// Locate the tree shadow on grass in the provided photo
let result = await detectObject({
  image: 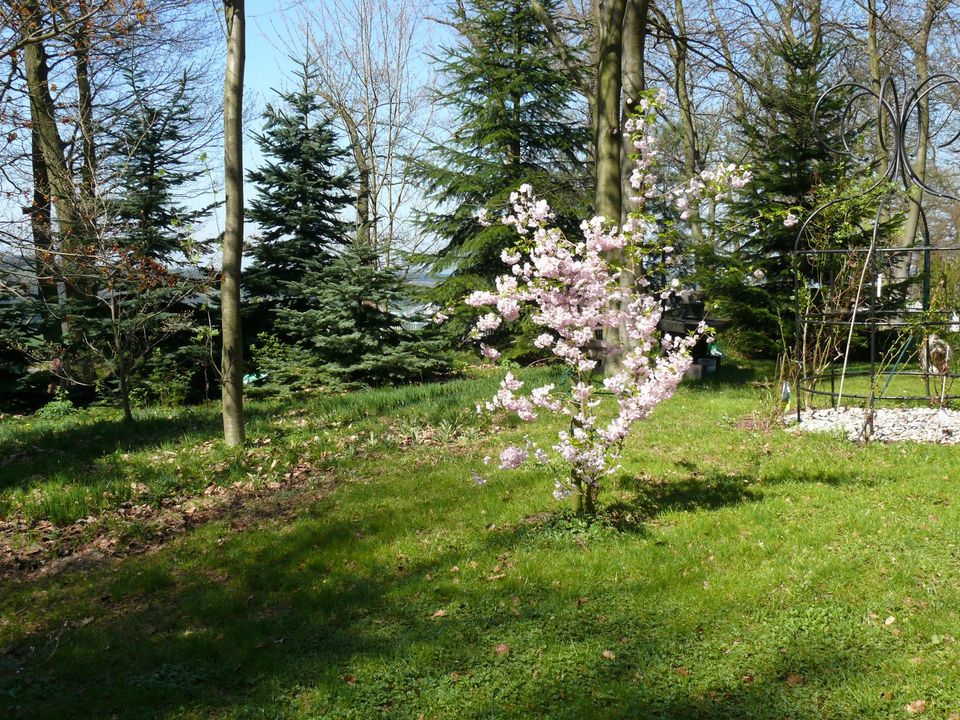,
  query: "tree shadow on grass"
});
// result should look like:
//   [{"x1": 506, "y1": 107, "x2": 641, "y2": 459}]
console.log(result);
[
  {"x1": 607, "y1": 469, "x2": 762, "y2": 529},
  {"x1": 0, "y1": 405, "x2": 282, "y2": 494},
  {"x1": 0, "y1": 453, "x2": 888, "y2": 720},
  {"x1": 603, "y1": 459, "x2": 864, "y2": 535}
]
